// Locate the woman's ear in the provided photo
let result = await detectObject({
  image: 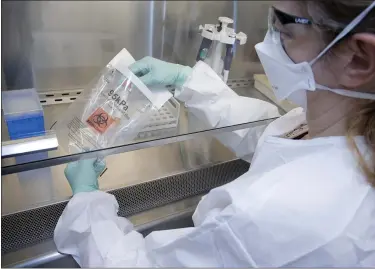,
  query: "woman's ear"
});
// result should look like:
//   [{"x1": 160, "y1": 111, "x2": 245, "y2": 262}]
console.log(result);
[{"x1": 340, "y1": 33, "x2": 375, "y2": 89}]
